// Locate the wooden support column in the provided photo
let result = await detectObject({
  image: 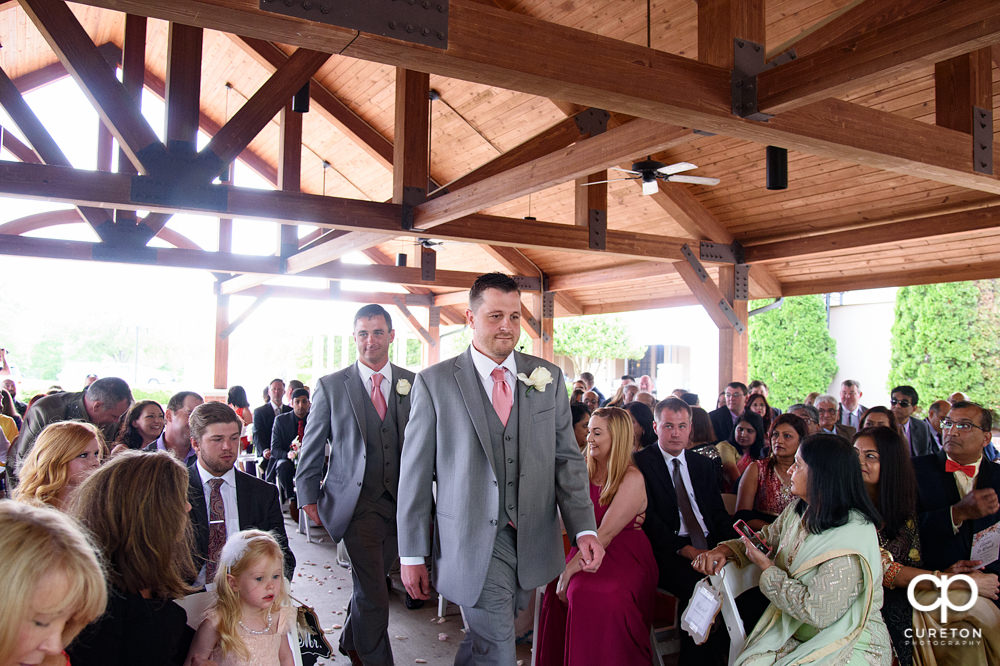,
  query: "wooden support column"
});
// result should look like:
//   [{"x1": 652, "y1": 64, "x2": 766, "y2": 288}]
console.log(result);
[
  {"x1": 393, "y1": 68, "x2": 430, "y2": 208},
  {"x1": 278, "y1": 102, "x2": 302, "y2": 258},
  {"x1": 575, "y1": 170, "x2": 607, "y2": 250},
  {"x1": 118, "y1": 14, "x2": 146, "y2": 177},
  {"x1": 539, "y1": 291, "x2": 555, "y2": 362},
  {"x1": 935, "y1": 49, "x2": 992, "y2": 173},
  {"x1": 165, "y1": 22, "x2": 202, "y2": 151},
  {"x1": 96, "y1": 121, "x2": 113, "y2": 171},
  {"x1": 426, "y1": 306, "x2": 441, "y2": 365},
  {"x1": 214, "y1": 290, "x2": 230, "y2": 389},
  {"x1": 717, "y1": 265, "x2": 748, "y2": 390},
  {"x1": 698, "y1": 0, "x2": 765, "y2": 67}
]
